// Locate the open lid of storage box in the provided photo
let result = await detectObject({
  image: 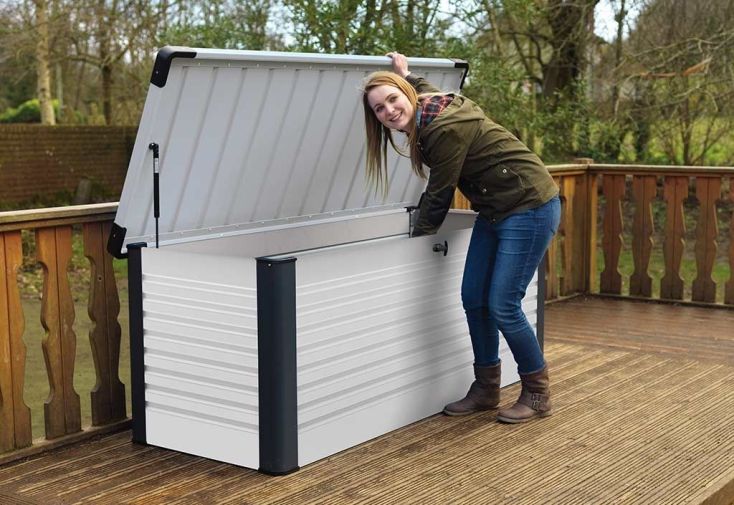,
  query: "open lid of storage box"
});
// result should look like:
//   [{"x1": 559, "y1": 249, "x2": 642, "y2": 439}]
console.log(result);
[{"x1": 108, "y1": 46, "x2": 468, "y2": 257}]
